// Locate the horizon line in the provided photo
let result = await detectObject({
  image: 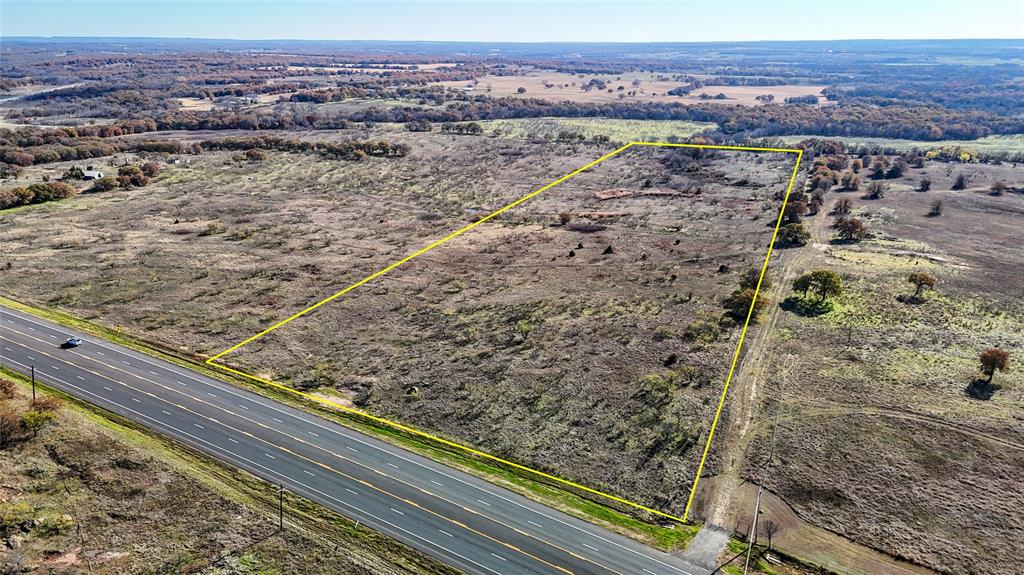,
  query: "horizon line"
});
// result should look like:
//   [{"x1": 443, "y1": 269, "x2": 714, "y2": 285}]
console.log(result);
[{"x1": 3, "y1": 35, "x2": 1023, "y2": 45}]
